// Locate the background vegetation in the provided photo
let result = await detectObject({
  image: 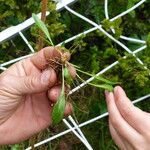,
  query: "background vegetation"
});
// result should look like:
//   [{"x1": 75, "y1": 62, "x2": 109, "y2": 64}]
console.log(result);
[{"x1": 0, "y1": 0, "x2": 150, "y2": 149}]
